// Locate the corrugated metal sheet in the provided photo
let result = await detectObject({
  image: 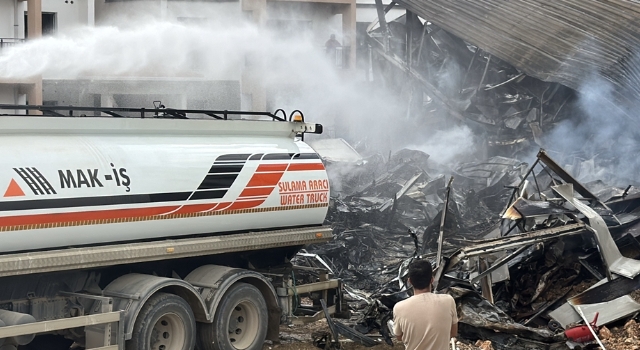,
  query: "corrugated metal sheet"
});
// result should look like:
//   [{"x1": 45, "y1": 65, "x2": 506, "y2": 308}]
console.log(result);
[{"x1": 393, "y1": 0, "x2": 640, "y2": 107}]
